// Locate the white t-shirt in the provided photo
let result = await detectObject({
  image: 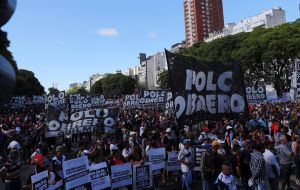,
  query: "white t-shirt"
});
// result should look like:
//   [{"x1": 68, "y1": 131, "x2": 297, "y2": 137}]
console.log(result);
[{"x1": 178, "y1": 147, "x2": 192, "y2": 173}]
